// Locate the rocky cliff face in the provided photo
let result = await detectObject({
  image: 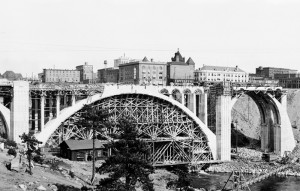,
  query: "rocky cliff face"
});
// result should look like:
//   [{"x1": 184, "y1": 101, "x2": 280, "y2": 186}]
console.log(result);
[{"x1": 231, "y1": 89, "x2": 300, "y2": 142}]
